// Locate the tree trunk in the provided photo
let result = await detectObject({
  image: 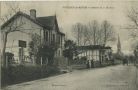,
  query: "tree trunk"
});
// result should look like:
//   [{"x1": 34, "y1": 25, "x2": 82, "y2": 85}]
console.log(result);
[
  {"x1": 1, "y1": 32, "x2": 8, "y2": 67},
  {"x1": 93, "y1": 29, "x2": 96, "y2": 45},
  {"x1": 104, "y1": 28, "x2": 107, "y2": 46}
]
